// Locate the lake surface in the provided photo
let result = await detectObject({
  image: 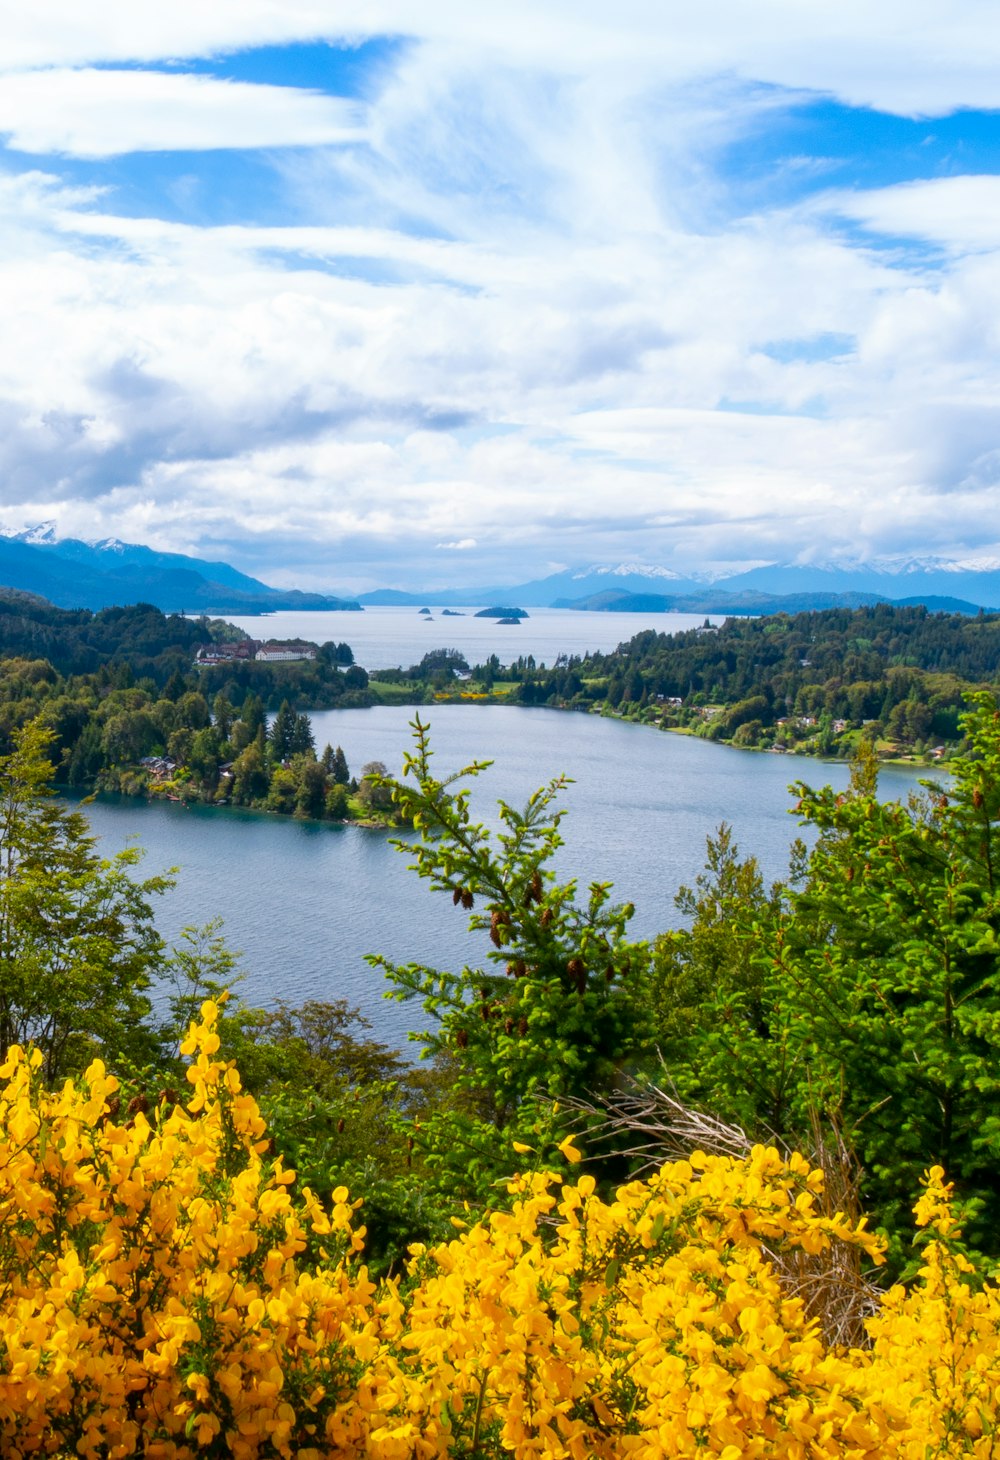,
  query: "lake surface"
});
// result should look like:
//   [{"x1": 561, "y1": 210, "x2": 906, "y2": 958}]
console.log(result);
[
  {"x1": 218, "y1": 606, "x2": 720, "y2": 671},
  {"x1": 78, "y1": 707, "x2": 936, "y2": 1054}
]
